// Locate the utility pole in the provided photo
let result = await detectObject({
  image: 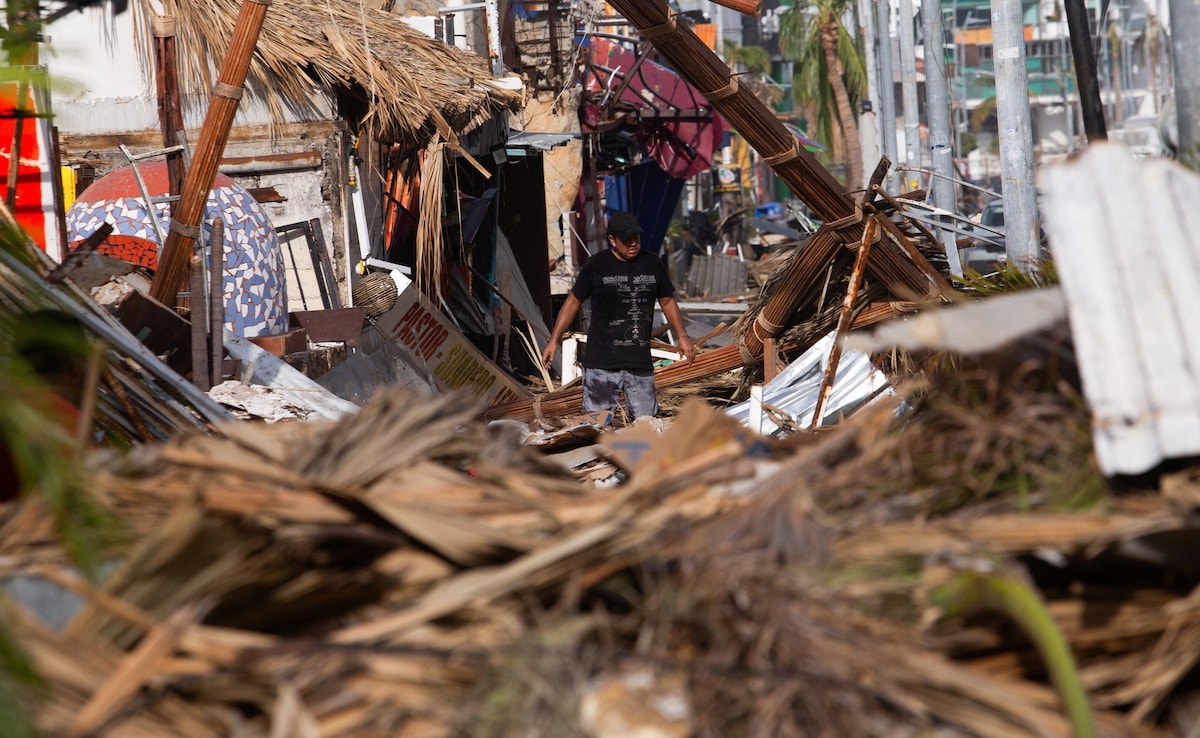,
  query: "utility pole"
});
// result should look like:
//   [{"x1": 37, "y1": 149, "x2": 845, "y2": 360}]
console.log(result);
[
  {"x1": 1063, "y1": 0, "x2": 1106, "y2": 141},
  {"x1": 923, "y1": 0, "x2": 962, "y2": 276},
  {"x1": 992, "y1": 0, "x2": 1039, "y2": 270},
  {"x1": 1170, "y1": 0, "x2": 1200, "y2": 156},
  {"x1": 858, "y1": 0, "x2": 883, "y2": 186},
  {"x1": 898, "y1": 0, "x2": 920, "y2": 186},
  {"x1": 876, "y1": 0, "x2": 899, "y2": 190}
]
